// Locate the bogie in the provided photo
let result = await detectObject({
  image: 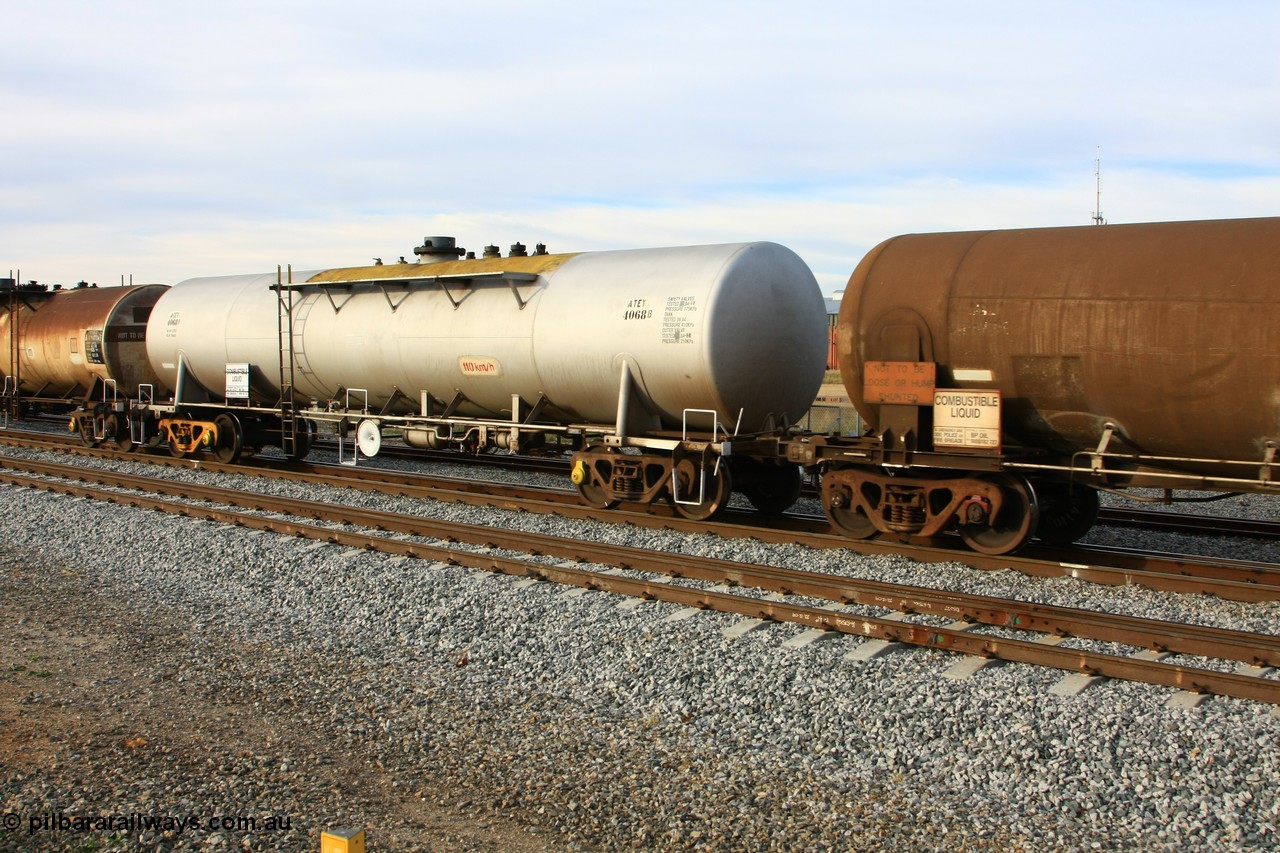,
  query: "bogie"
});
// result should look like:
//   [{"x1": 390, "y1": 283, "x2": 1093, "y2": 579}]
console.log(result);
[{"x1": 820, "y1": 465, "x2": 1042, "y2": 556}]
